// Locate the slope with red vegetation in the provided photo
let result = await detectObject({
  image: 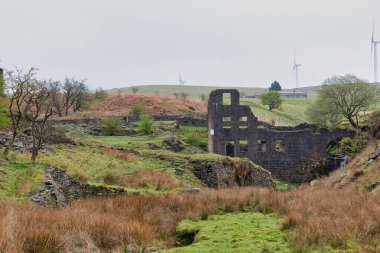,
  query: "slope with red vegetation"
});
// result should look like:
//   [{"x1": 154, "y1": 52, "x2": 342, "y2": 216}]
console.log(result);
[{"x1": 89, "y1": 93, "x2": 206, "y2": 117}]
